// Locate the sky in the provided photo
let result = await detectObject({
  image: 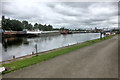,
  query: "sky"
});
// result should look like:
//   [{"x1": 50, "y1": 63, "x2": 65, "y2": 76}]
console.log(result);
[{"x1": 1, "y1": 1, "x2": 119, "y2": 29}]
